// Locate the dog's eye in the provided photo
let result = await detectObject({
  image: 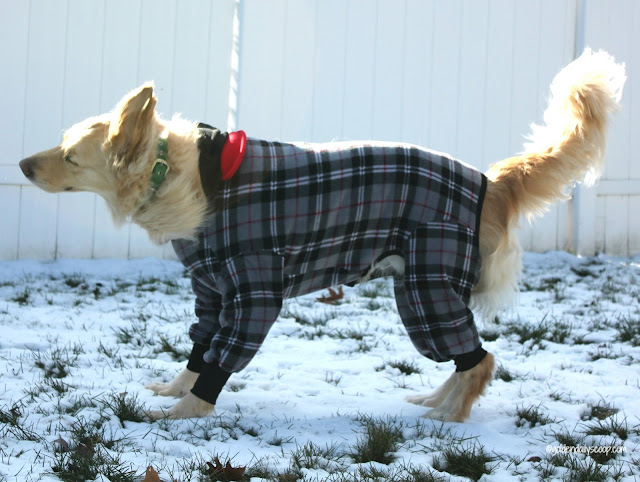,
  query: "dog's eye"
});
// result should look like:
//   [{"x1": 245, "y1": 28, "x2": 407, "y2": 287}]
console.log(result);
[{"x1": 64, "y1": 154, "x2": 78, "y2": 166}]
